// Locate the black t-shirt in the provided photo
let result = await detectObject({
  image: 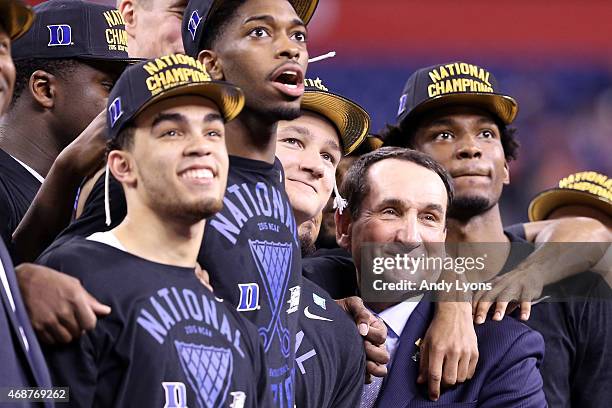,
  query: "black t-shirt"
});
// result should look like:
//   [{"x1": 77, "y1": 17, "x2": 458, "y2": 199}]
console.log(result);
[
  {"x1": 37, "y1": 236, "x2": 271, "y2": 407},
  {"x1": 200, "y1": 156, "x2": 302, "y2": 408},
  {"x1": 504, "y1": 230, "x2": 612, "y2": 408},
  {"x1": 302, "y1": 248, "x2": 358, "y2": 299},
  {"x1": 294, "y1": 278, "x2": 365, "y2": 408},
  {"x1": 0, "y1": 149, "x2": 41, "y2": 256},
  {"x1": 52, "y1": 156, "x2": 303, "y2": 408},
  {"x1": 504, "y1": 223, "x2": 527, "y2": 240}
]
